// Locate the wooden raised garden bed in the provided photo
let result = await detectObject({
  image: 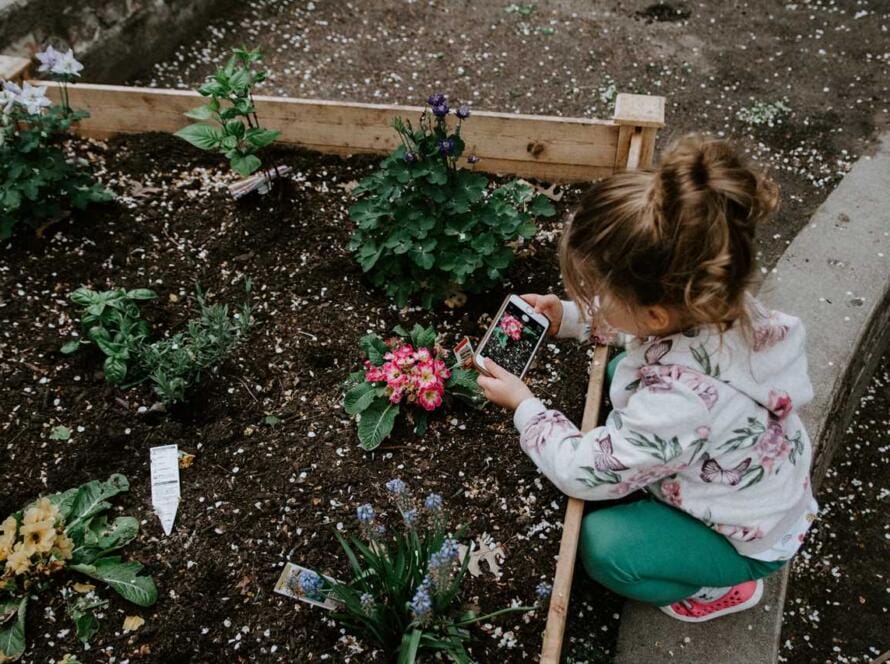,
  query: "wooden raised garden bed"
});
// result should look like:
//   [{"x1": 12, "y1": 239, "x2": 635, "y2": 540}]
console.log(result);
[{"x1": 23, "y1": 76, "x2": 663, "y2": 661}]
